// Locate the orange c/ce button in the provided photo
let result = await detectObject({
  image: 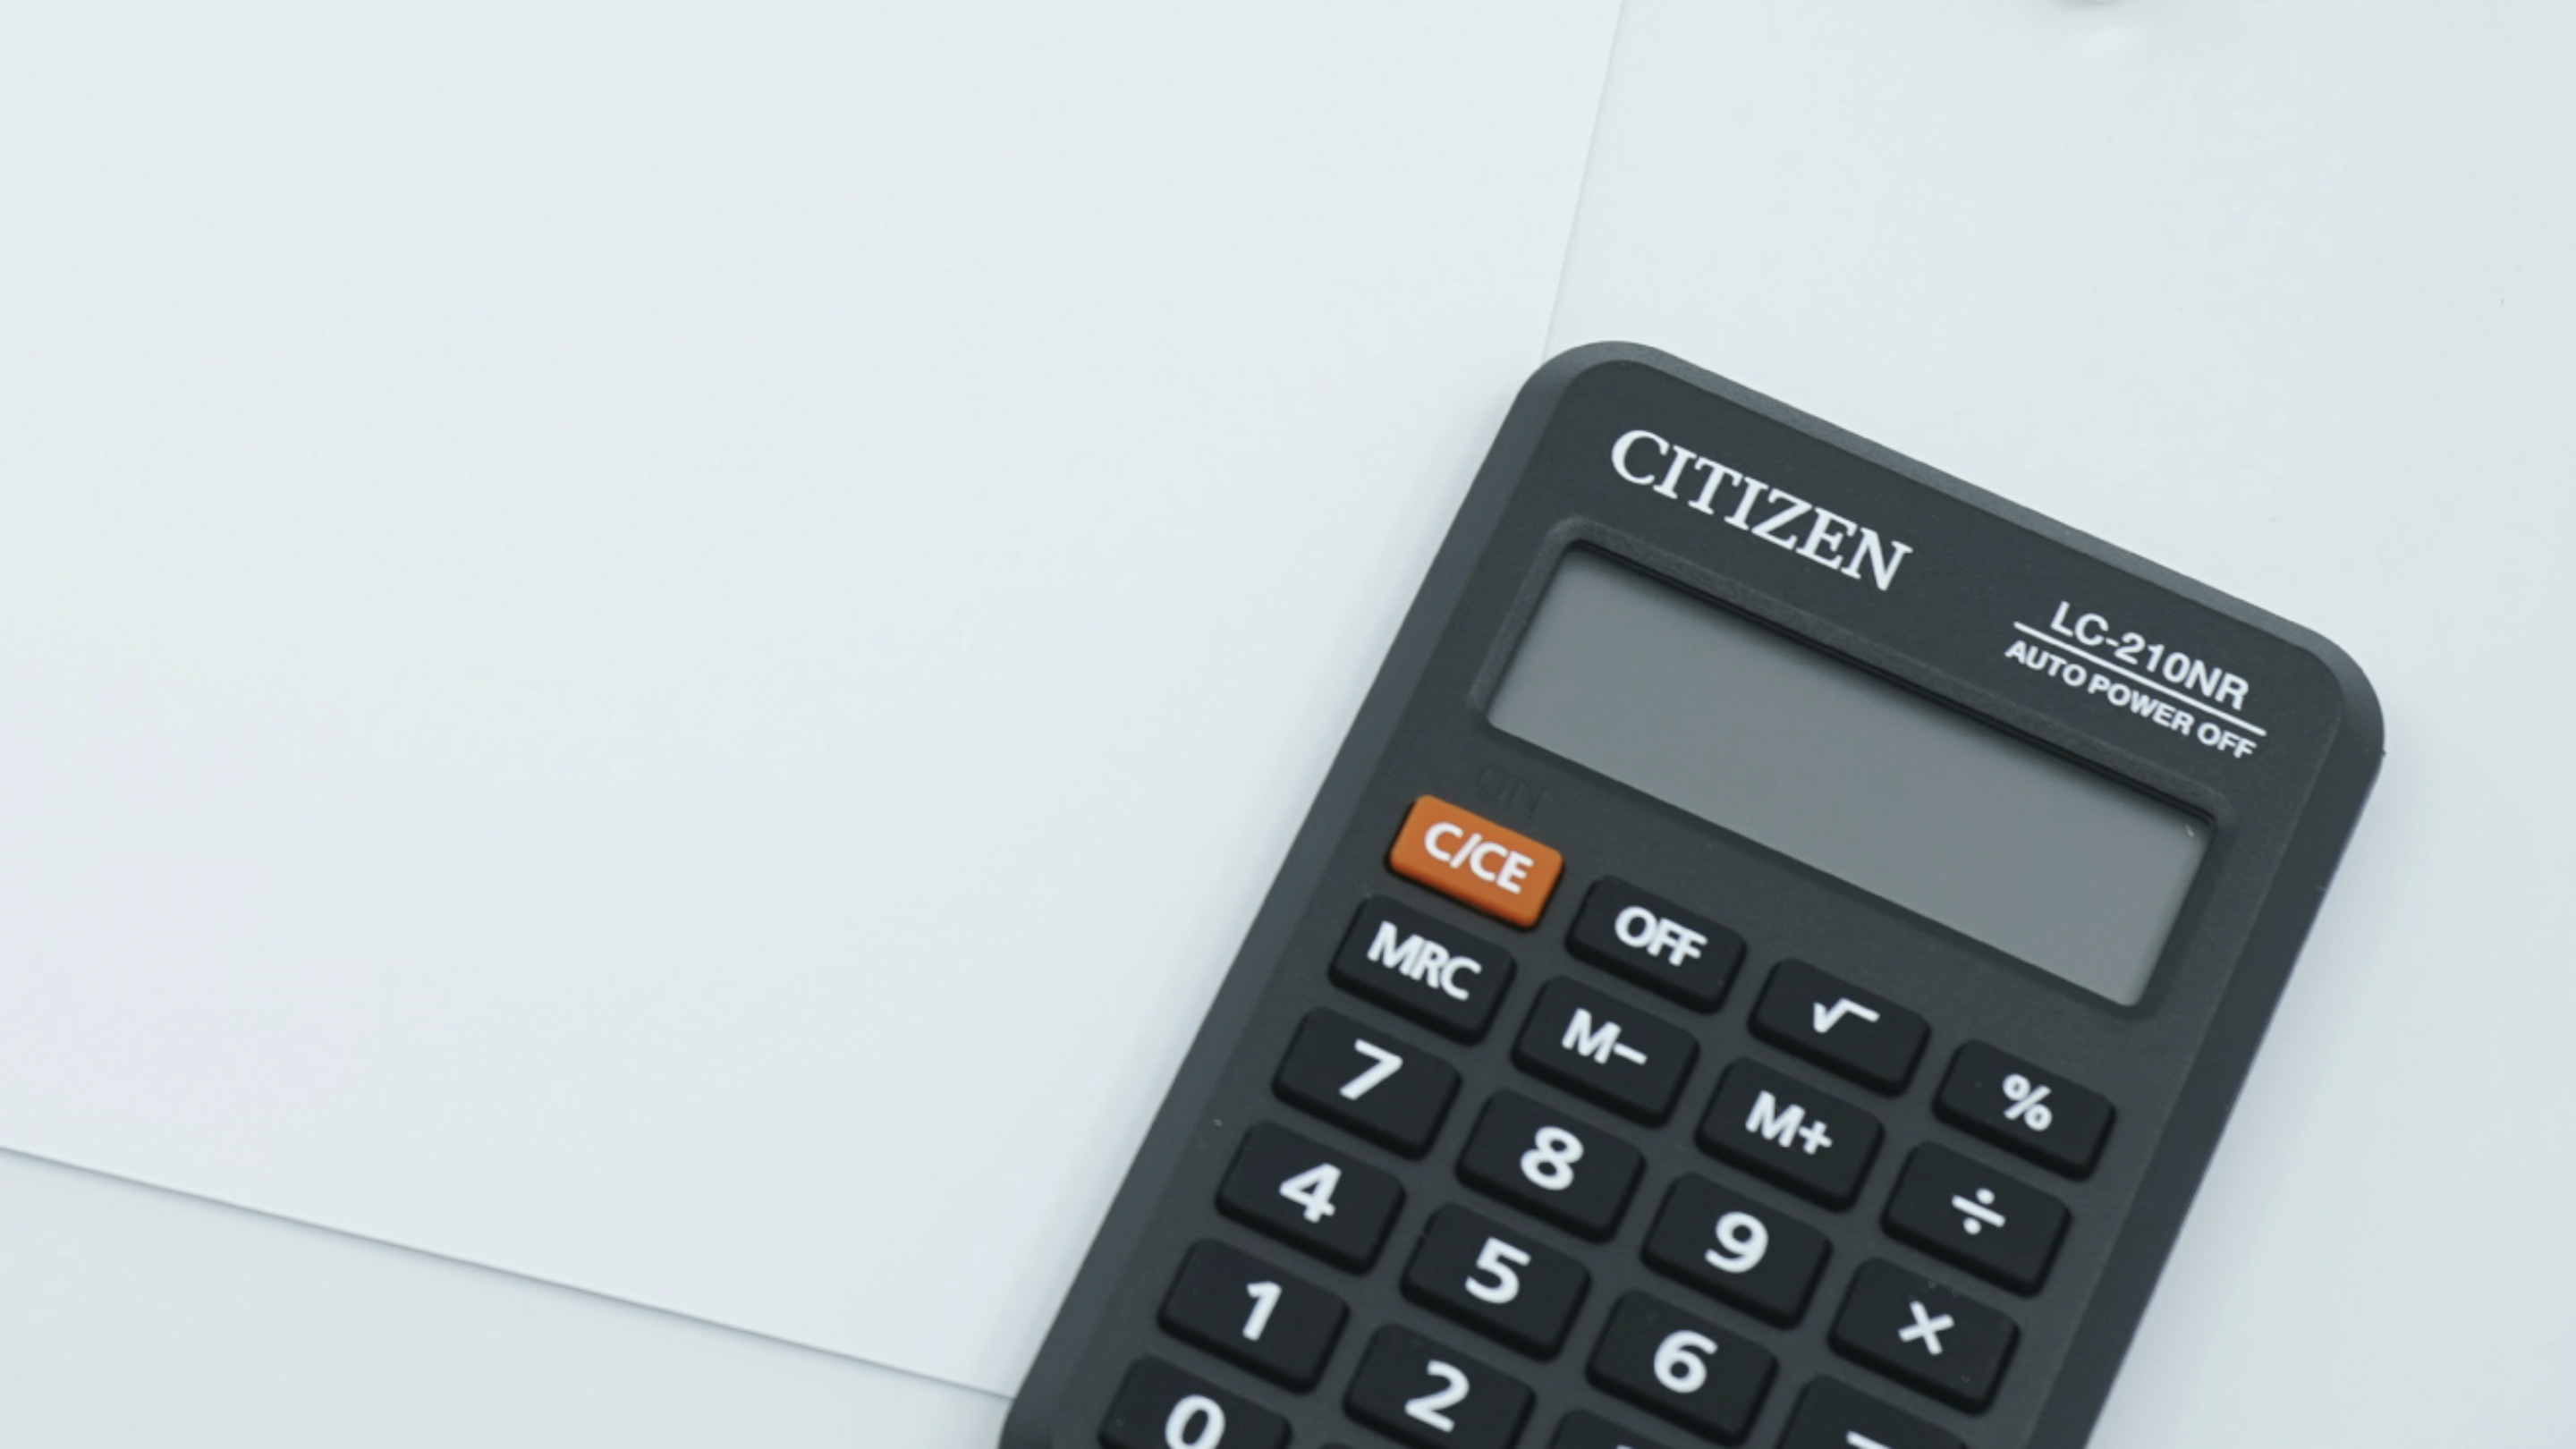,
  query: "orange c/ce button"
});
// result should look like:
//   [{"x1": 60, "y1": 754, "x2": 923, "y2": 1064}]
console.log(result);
[{"x1": 1386, "y1": 795, "x2": 1563, "y2": 928}]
